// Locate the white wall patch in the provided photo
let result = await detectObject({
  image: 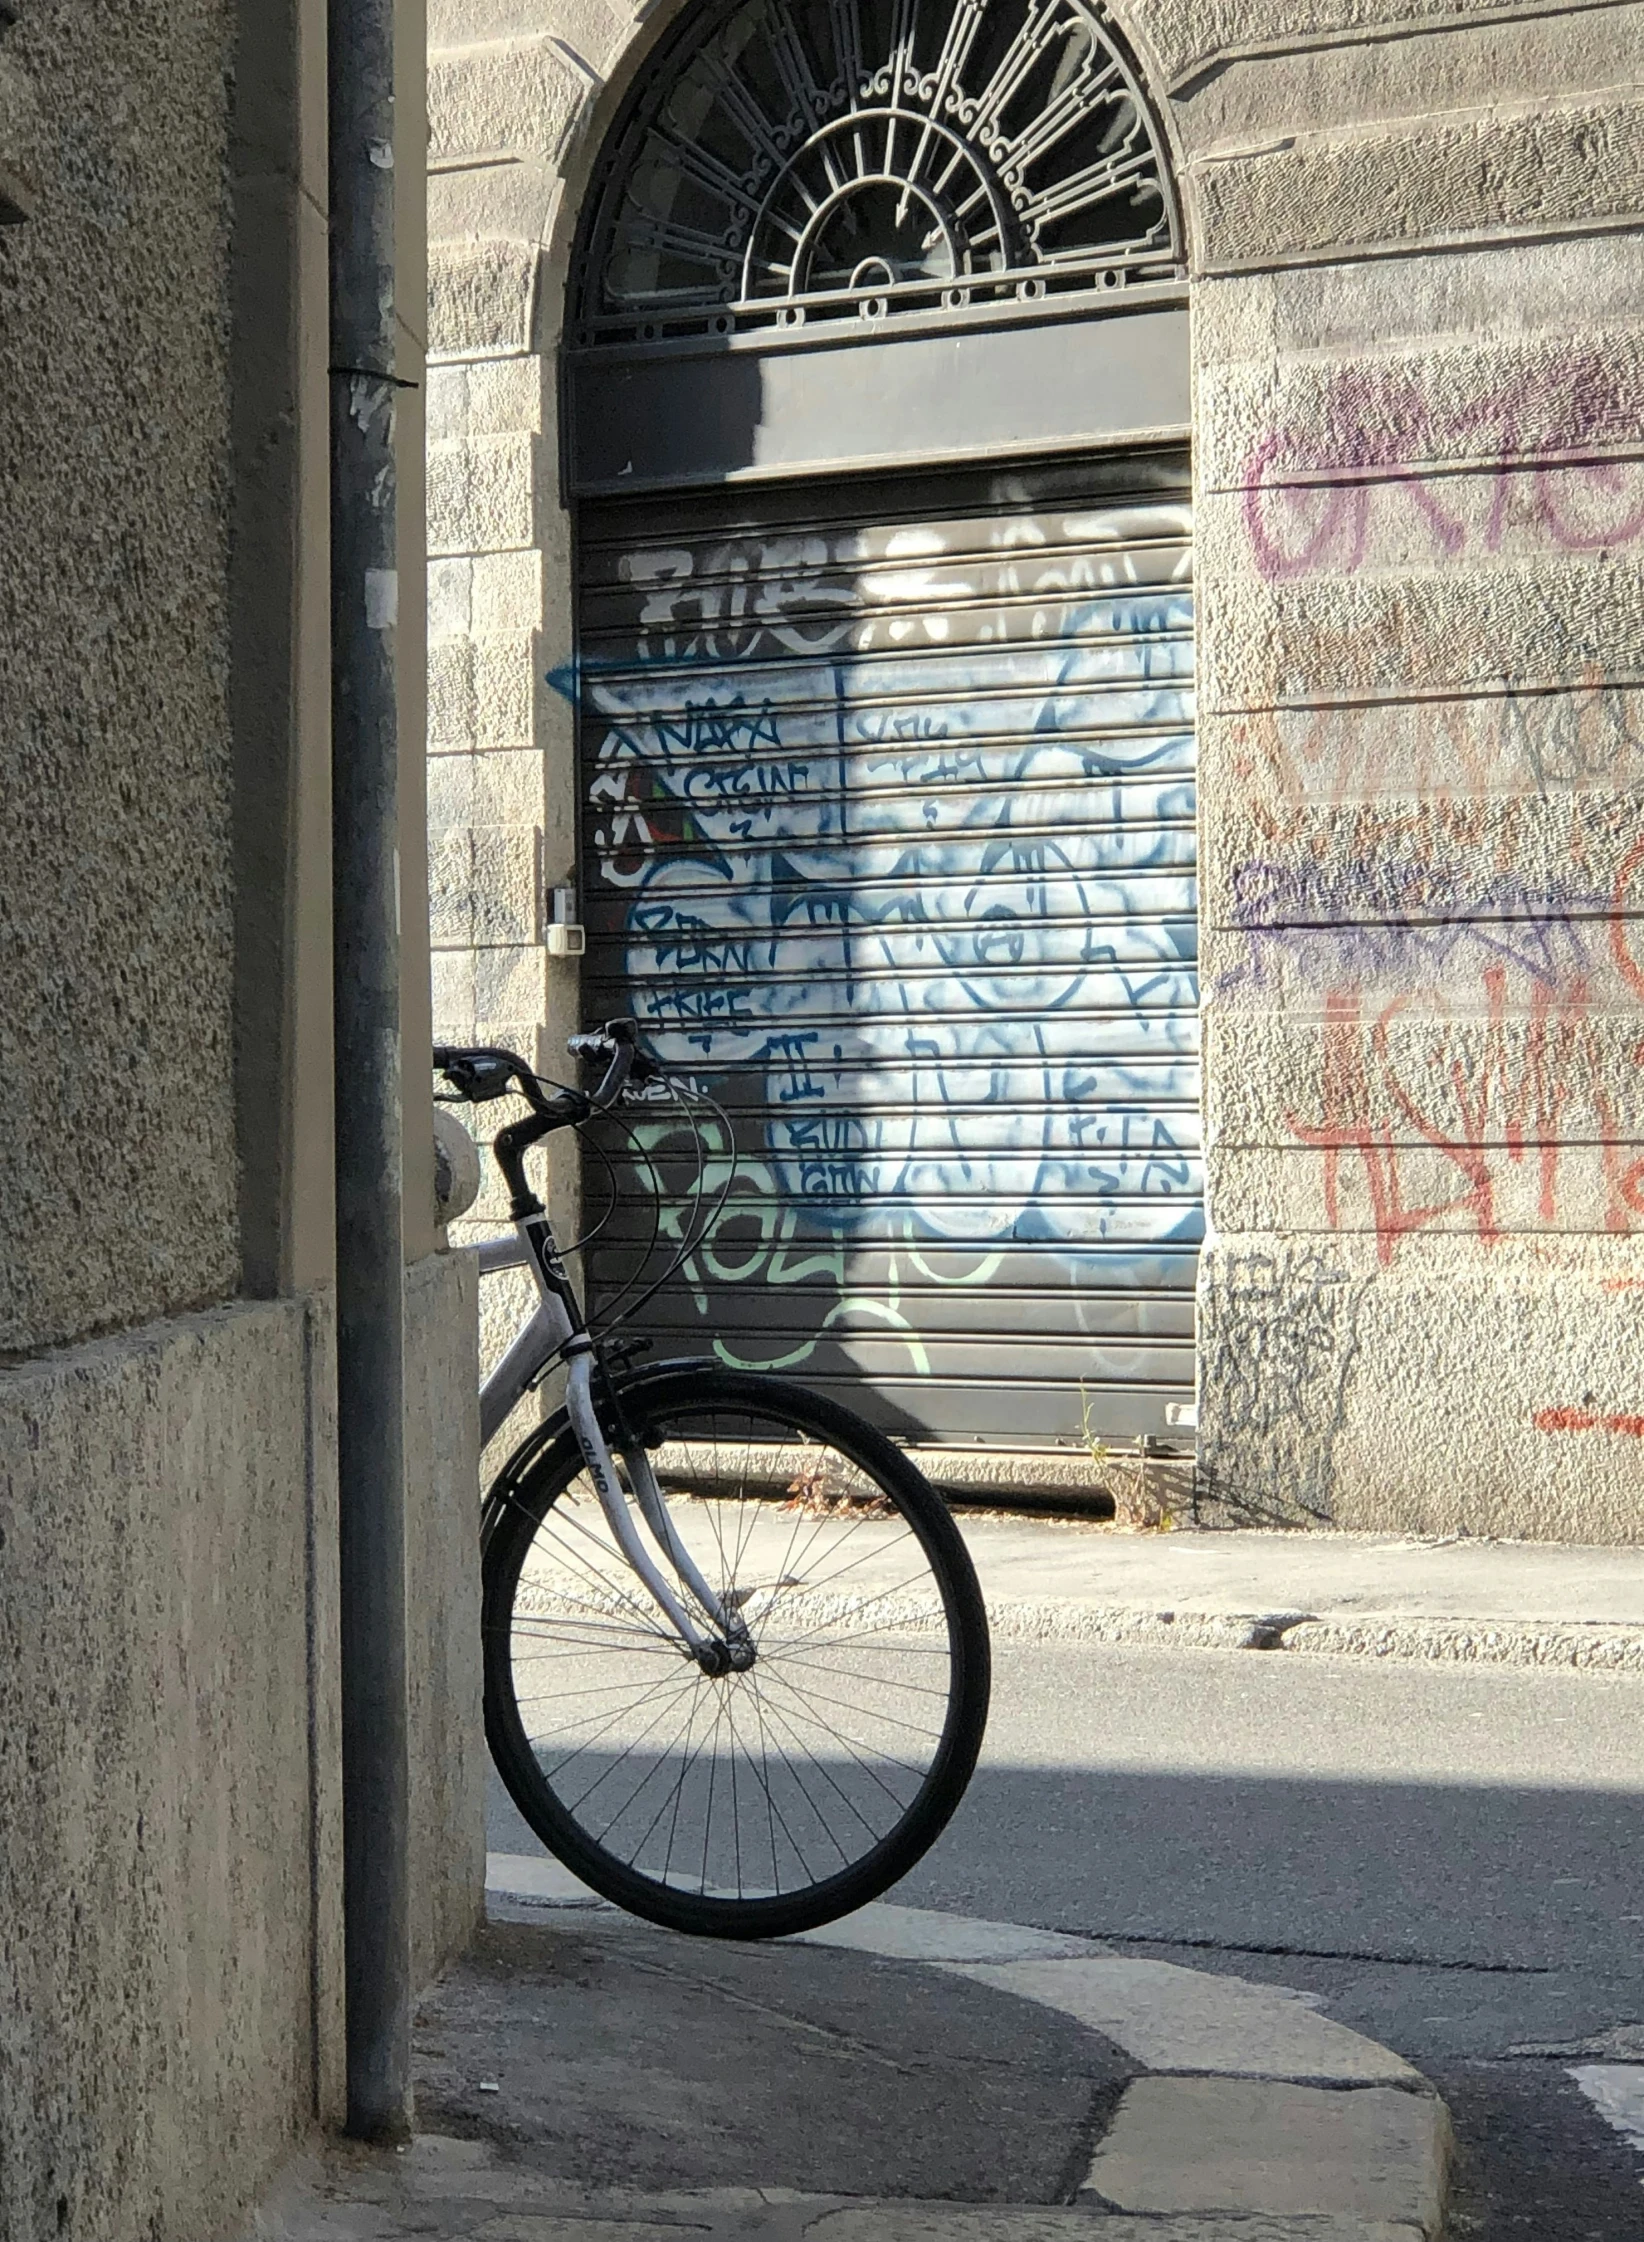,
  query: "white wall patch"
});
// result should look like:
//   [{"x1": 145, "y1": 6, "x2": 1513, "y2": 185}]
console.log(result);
[{"x1": 364, "y1": 568, "x2": 398, "y2": 630}]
